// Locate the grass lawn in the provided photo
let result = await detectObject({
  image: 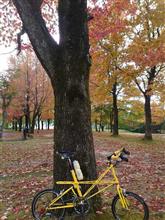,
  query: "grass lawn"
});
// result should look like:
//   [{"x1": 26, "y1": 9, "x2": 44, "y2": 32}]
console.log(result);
[{"x1": 0, "y1": 130, "x2": 165, "y2": 219}]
